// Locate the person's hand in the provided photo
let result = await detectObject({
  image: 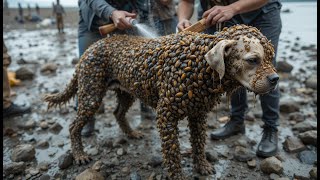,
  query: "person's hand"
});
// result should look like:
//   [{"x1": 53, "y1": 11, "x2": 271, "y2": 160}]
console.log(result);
[
  {"x1": 111, "y1": 10, "x2": 137, "y2": 30},
  {"x1": 203, "y1": 5, "x2": 236, "y2": 27},
  {"x1": 177, "y1": 19, "x2": 192, "y2": 32}
]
